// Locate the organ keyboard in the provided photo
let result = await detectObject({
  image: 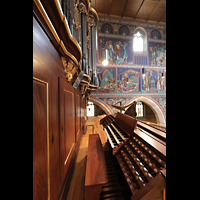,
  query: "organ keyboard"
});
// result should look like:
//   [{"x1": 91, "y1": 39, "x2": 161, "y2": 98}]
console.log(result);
[{"x1": 100, "y1": 112, "x2": 166, "y2": 200}]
